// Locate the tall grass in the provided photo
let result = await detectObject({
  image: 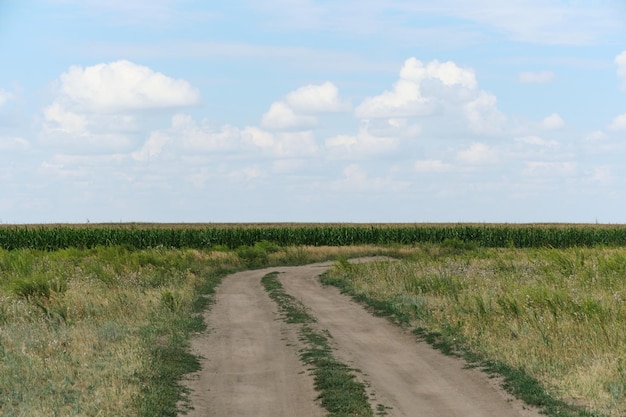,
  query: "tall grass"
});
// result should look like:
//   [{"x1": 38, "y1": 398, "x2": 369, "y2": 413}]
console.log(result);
[
  {"x1": 324, "y1": 246, "x2": 626, "y2": 417},
  {"x1": 0, "y1": 247, "x2": 241, "y2": 416},
  {"x1": 0, "y1": 244, "x2": 398, "y2": 416}
]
